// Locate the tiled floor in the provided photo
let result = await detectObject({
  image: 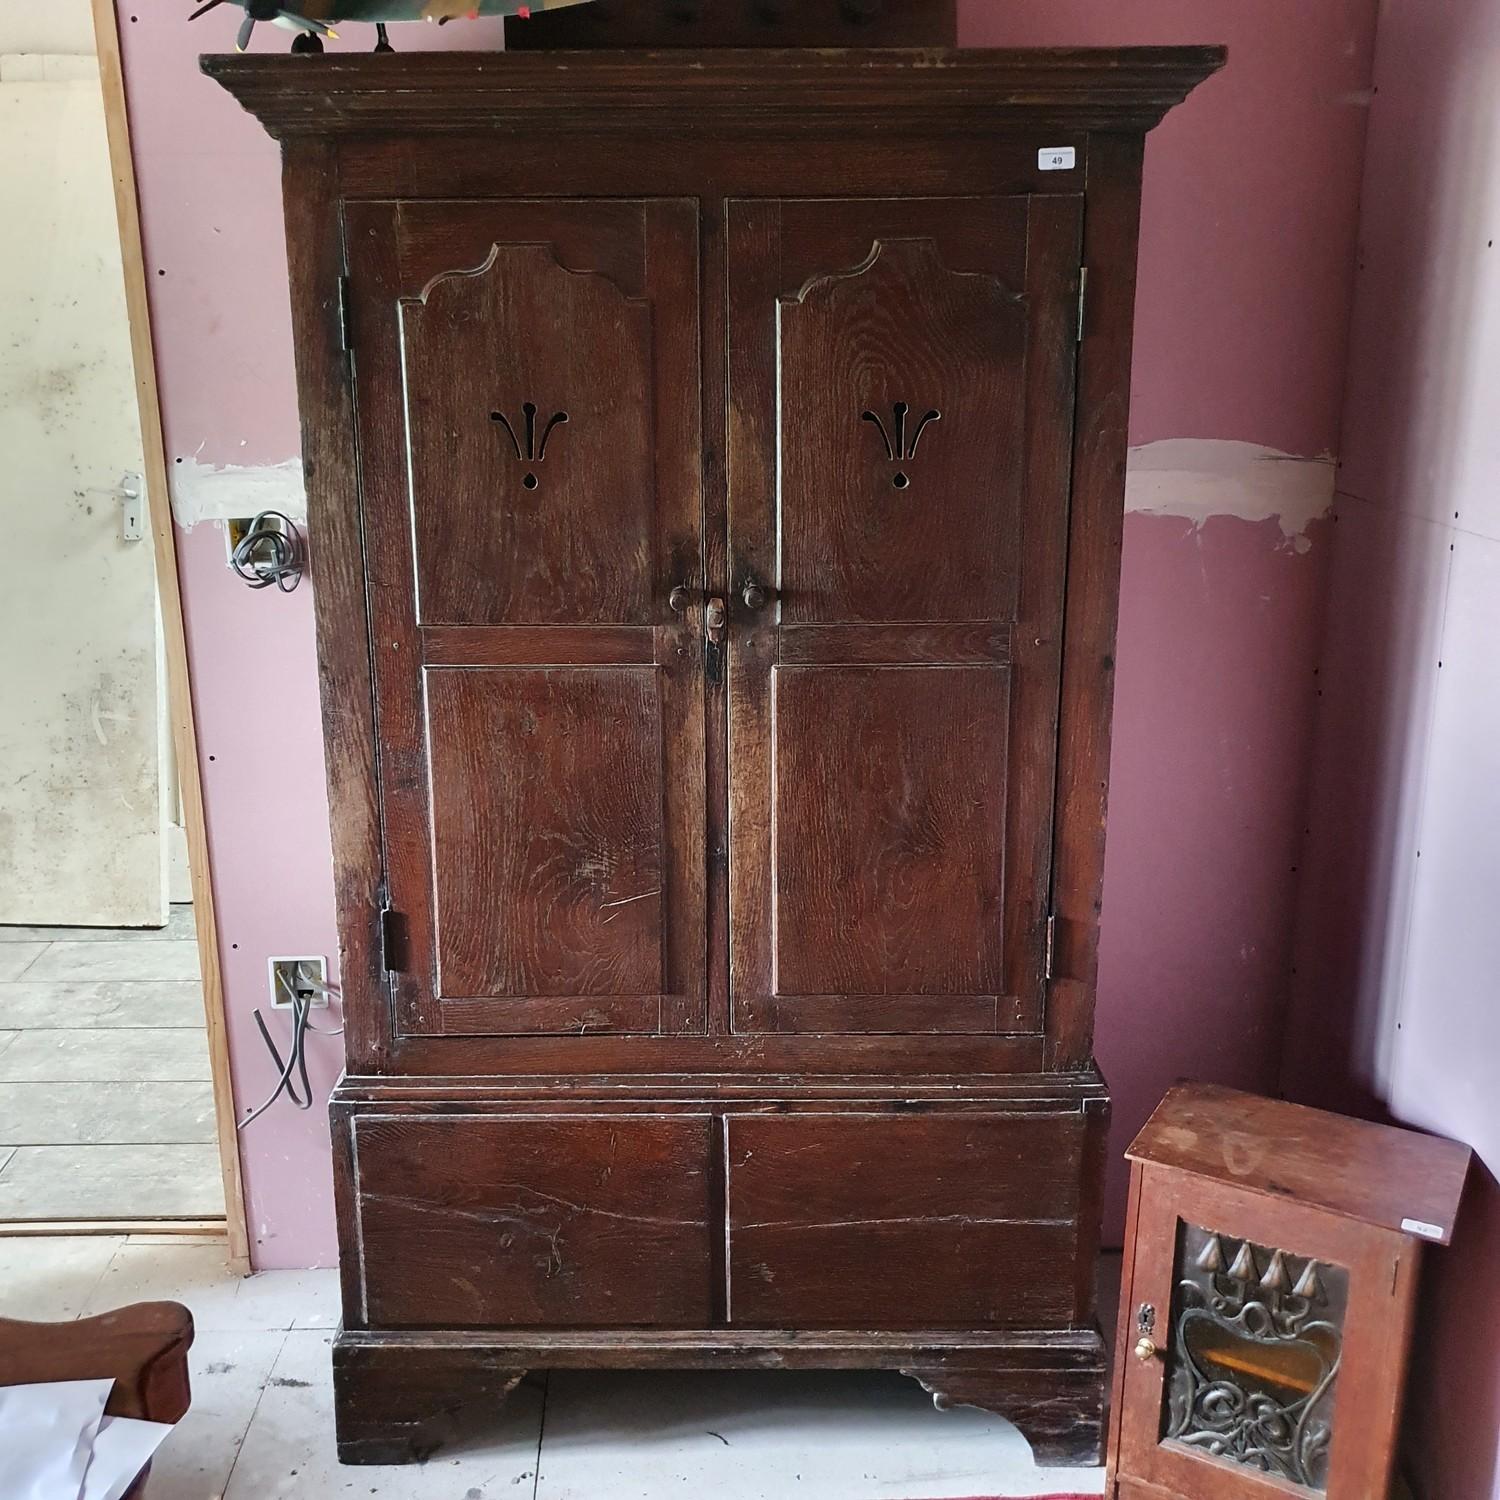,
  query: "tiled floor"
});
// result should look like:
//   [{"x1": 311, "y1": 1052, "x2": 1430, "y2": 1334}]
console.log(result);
[
  {"x1": 0, "y1": 907, "x2": 224, "y2": 1222},
  {"x1": 1, "y1": 1235, "x2": 1114, "y2": 1499}
]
